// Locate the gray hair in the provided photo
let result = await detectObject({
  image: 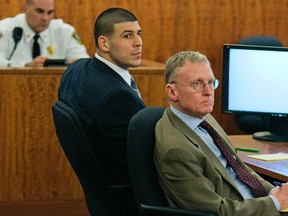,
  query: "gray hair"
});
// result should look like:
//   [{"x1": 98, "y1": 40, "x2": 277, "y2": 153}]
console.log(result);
[
  {"x1": 165, "y1": 51, "x2": 210, "y2": 84},
  {"x1": 25, "y1": 0, "x2": 34, "y2": 4}
]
